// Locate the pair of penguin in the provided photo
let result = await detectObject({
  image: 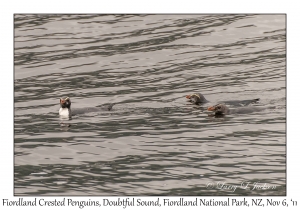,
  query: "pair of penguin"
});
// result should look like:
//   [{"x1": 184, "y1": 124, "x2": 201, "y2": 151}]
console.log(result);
[
  {"x1": 59, "y1": 93, "x2": 263, "y2": 117},
  {"x1": 185, "y1": 93, "x2": 265, "y2": 115}
]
